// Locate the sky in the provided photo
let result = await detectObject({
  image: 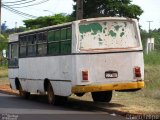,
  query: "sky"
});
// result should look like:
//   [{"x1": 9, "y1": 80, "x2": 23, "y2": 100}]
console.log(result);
[{"x1": 1, "y1": 0, "x2": 160, "y2": 31}]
